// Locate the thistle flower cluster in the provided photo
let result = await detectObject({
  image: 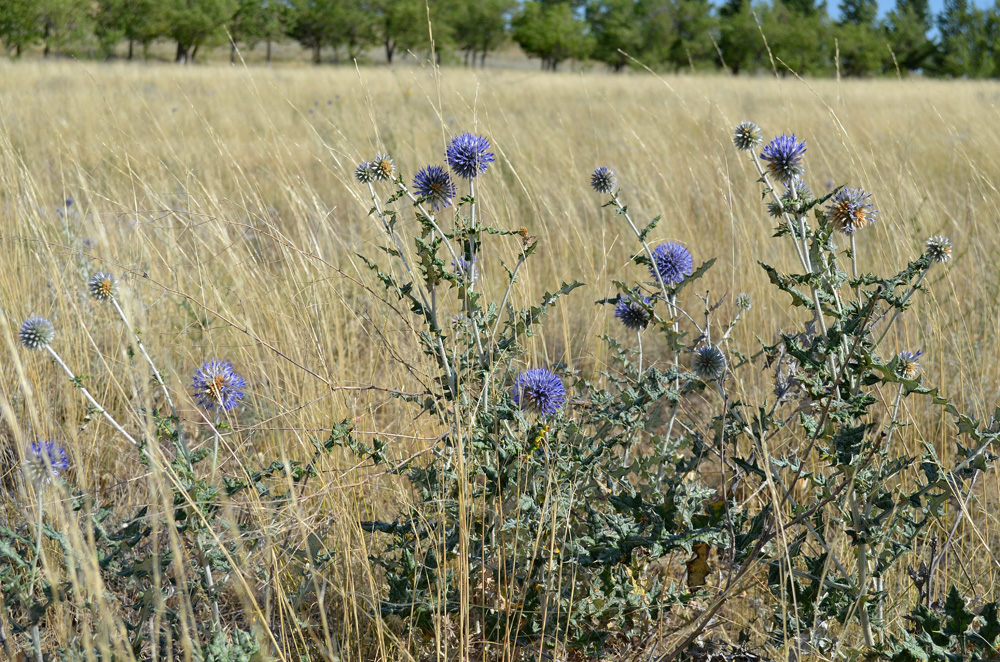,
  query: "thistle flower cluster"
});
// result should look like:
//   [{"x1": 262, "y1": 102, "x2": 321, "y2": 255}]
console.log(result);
[
  {"x1": 446, "y1": 133, "x2": 495, "y2": 179},
  {"x1": 512, "y1": 368, "x2": 566, "y2": 417},
  {"x1": 826, "y1": 187, "x2": 877, "y2": 235},
  {"x1": 372, "y1": 153, "x2": 396, "y2": 181},
  {"x1": 692, "y1": 345, "x2": 727, "y2": 381},
  {"x1": 413, "y1": 165, "x2": 457, "y2": 210},
  {"x1": 19, "y1": 316, "x2": 55, "y2": 350},
  {"x1": 88, "y1": 271, "x2": 118, "y2": 302},
  {"x1": 896, "y1": 350, "x2": 922, "y2": 380},
  {"x1": 735, "y1": 293, "x2": 752, "y2": 310},
  {"x1": 761, "y1": 134, "x2": 807, "y2": 184},
  {"x1": 767, "y1": 178, "x2": 812, "y2": 218},
  {"x1": 590, "y1": 166, "x2": 616, "y2": 194},
  {"x1": 24, "y1": 440, "x2": 70, "y2": 486},
  {"x1": 354, "y1": 161, "x2": 376, "y2": 184},
  {"x1": 191, "y1": 360, "x2": 247, "y2": 411},
  {"x1": 615, "y1": 295, "x2": 651, "y2": 330},
  {"x1": 732, "y1": 121, "x2": 763, "y2": 152},
  {"x1": 650, "y1": 242, "x2": 694, "y2": 287},
  {"x1": 926, "y1": 235, "x2": 953, "y2": 263}
]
